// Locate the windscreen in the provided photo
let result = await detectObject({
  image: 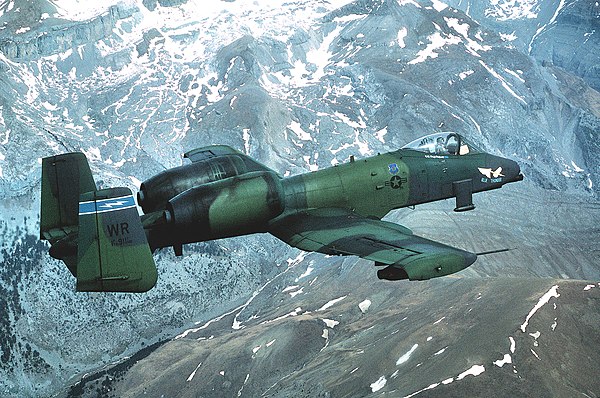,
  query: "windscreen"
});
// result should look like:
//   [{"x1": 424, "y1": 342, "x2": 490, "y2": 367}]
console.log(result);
[{"x1": 402, "y1": 133, "x2": 480, "y2": 155}]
